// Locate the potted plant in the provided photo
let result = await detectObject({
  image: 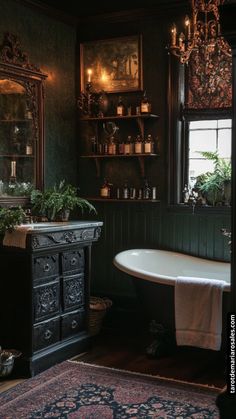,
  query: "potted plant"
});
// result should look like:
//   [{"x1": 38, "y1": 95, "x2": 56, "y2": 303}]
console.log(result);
[
  {"x1": 0, "y1": 206, "x2": 25, "y2": 235},
  {"x1": 195, "y1": 151, "x2": 231, "y2": 206},
  {"x1": 30, "y1": 180, "x2": 97, "y2": 221}
]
